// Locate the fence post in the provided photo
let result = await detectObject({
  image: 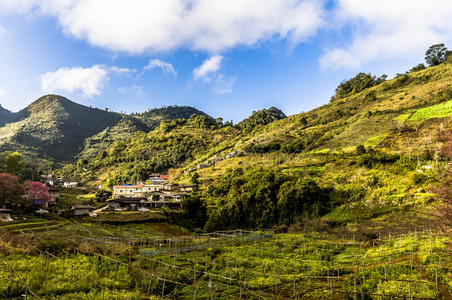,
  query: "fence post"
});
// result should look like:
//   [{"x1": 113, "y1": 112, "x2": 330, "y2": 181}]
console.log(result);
[
  {"x1": 408, "y1": 281, "x2": 412, "y2": 300},
  {"x1": 147, "y1": 275, "x2": 153, "y2": 295},
  {"x1": 161, "y1": 279, "x2": 166, "y2": 299},
  {"x1": 410, "y1": 252, "x2": 413, "y2": 270},
  {"x1": 435, "y1": 266, "x2": 438, "y2": 289}
]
